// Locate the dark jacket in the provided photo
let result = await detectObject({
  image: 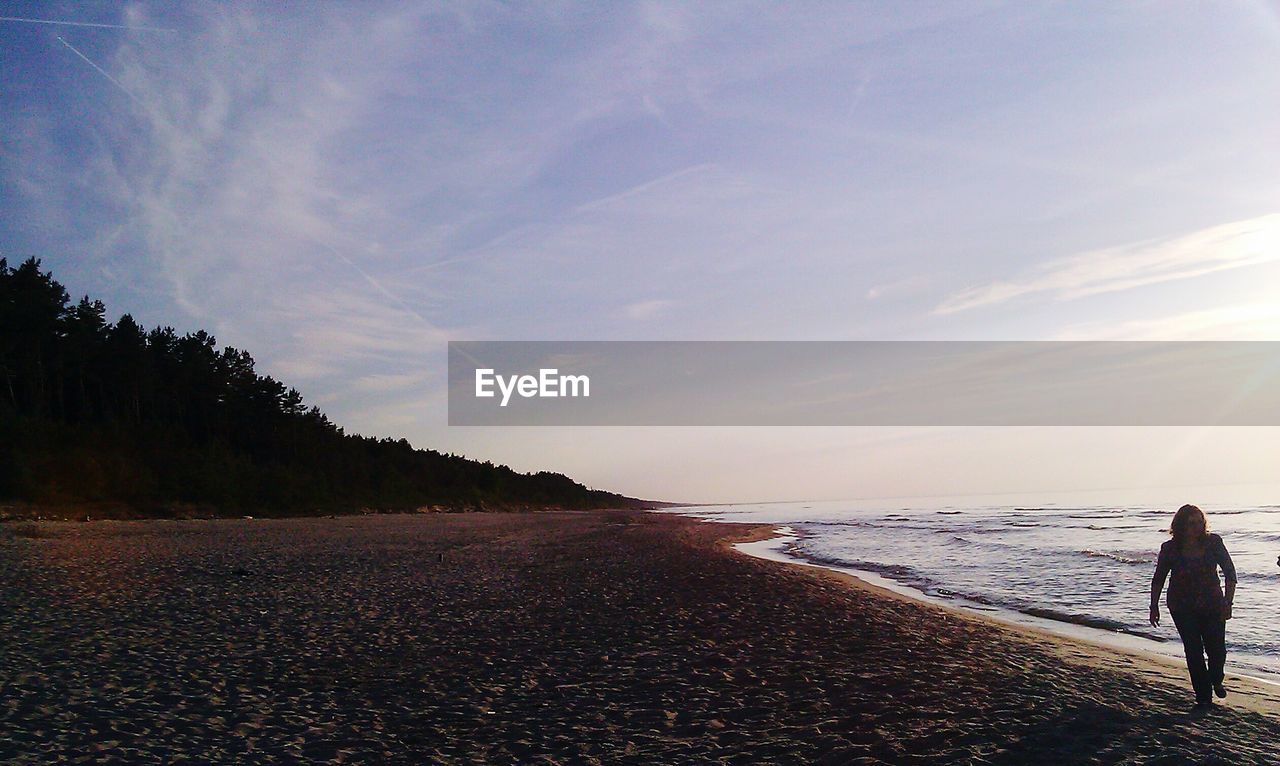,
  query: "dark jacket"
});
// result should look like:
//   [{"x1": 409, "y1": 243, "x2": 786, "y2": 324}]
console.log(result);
[{"x1": 1151, "y1": 533, "x2": 1237, "y2": 613}]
